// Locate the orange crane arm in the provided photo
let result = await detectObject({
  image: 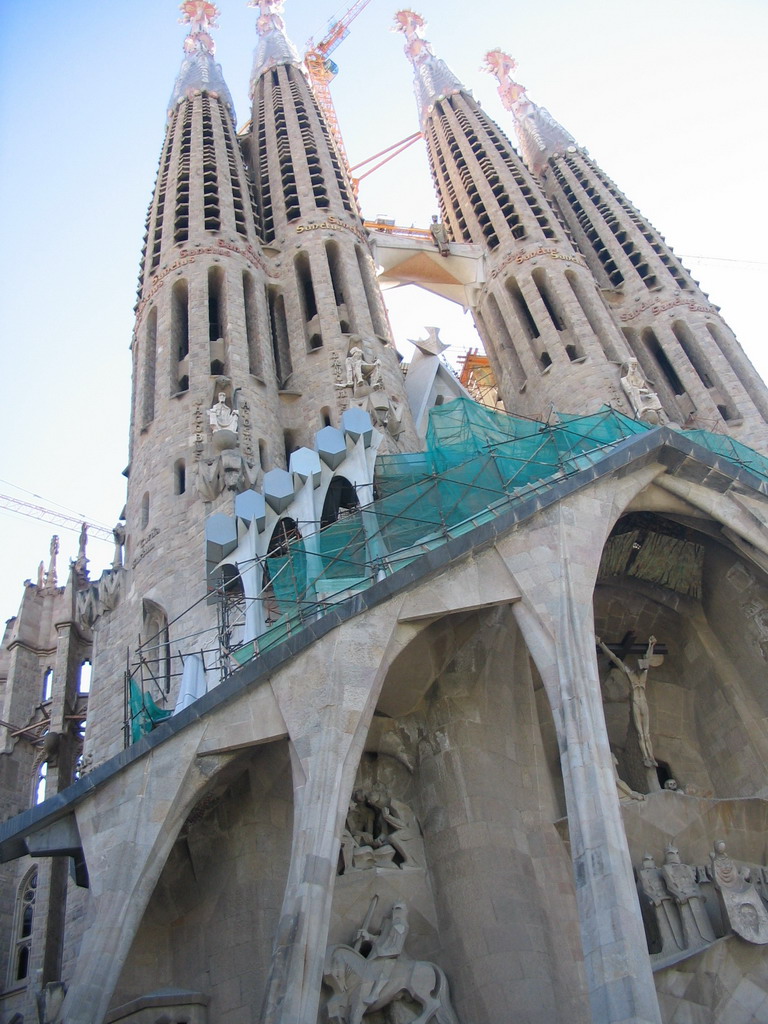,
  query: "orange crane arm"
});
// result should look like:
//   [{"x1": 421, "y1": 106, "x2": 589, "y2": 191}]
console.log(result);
[{"x1": 304, "y1": 0, "x2": 375, "y2": 189}]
